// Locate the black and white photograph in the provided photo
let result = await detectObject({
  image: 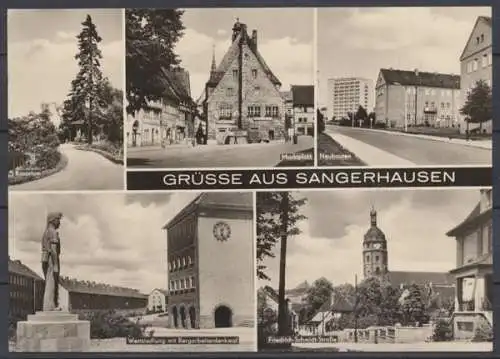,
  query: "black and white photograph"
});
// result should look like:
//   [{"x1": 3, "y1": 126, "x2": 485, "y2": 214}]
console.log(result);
[
  {"x1": 256, "y1": 189, "x2": 492, "y2": 352},
  {"x1": 125, "y1": 8, "x2": 315, "y2": 169},
  {"x1": 316, "y1": 7, "x2": 492, "y2": 167},
  {"x1": 8, "y1": 10, "x2": 125, "y2": 191},
  {"x1": 8, "y1": 191, "x2": 256, "y2": 352}
]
